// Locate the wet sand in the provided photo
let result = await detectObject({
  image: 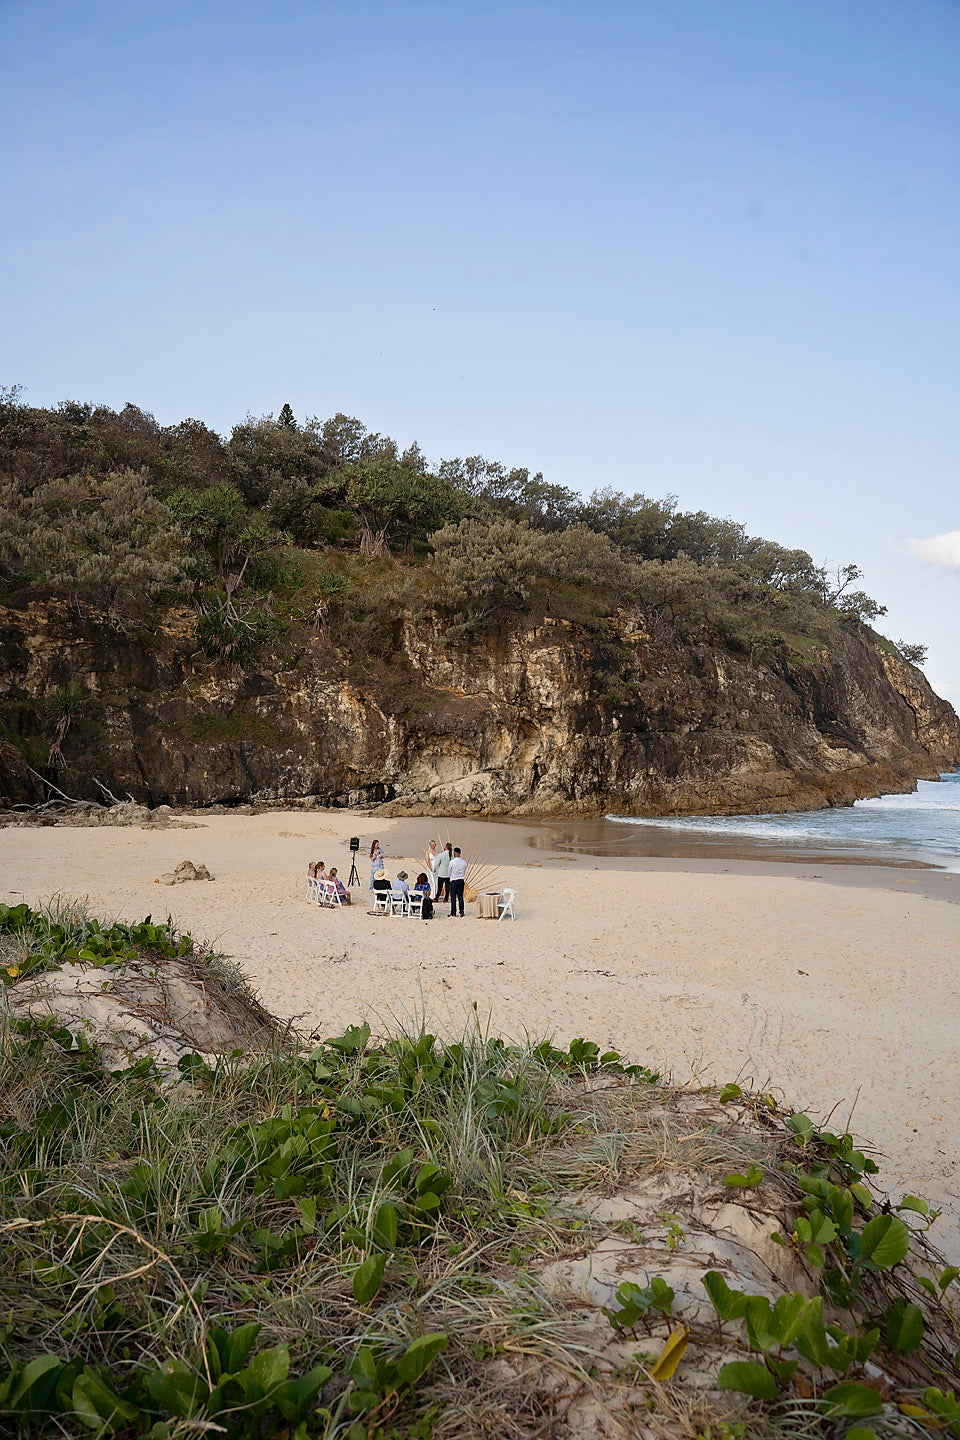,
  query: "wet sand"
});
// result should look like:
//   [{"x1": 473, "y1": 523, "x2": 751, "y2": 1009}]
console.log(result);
[{"x1": 383, "y1": 813, "x2": 960, "y2": 905}]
